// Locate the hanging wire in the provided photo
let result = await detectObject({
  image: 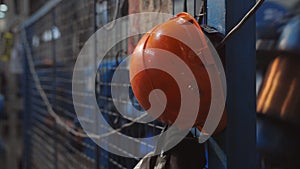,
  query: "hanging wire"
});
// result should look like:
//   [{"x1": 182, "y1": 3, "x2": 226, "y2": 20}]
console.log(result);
[{"x1": 217, "y1": 0, "x2": 265, "y2": 49}]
